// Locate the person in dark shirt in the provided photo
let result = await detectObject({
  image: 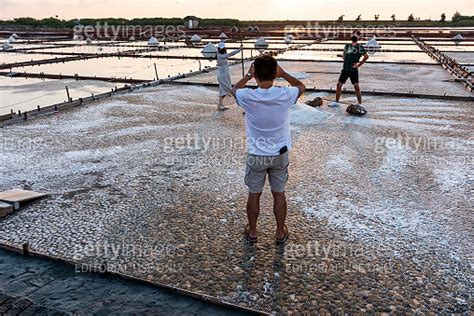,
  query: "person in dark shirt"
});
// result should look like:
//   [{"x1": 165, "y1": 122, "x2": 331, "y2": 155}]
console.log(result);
[{"x1": 331, "y1": 33, "x2": 369, "y2": 106}]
